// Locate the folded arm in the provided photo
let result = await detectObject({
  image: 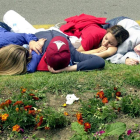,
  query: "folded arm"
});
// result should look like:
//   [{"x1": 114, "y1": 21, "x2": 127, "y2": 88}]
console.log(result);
[
  {"x1": 48, "y1": 65, "x2": 77, "y2": 74},
  {"x1": 77, "y1": 45, "x2": 107, "y2": 54},
  {"x1": 92, "y1": 47, "x2": 117, "y2": 58}
]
